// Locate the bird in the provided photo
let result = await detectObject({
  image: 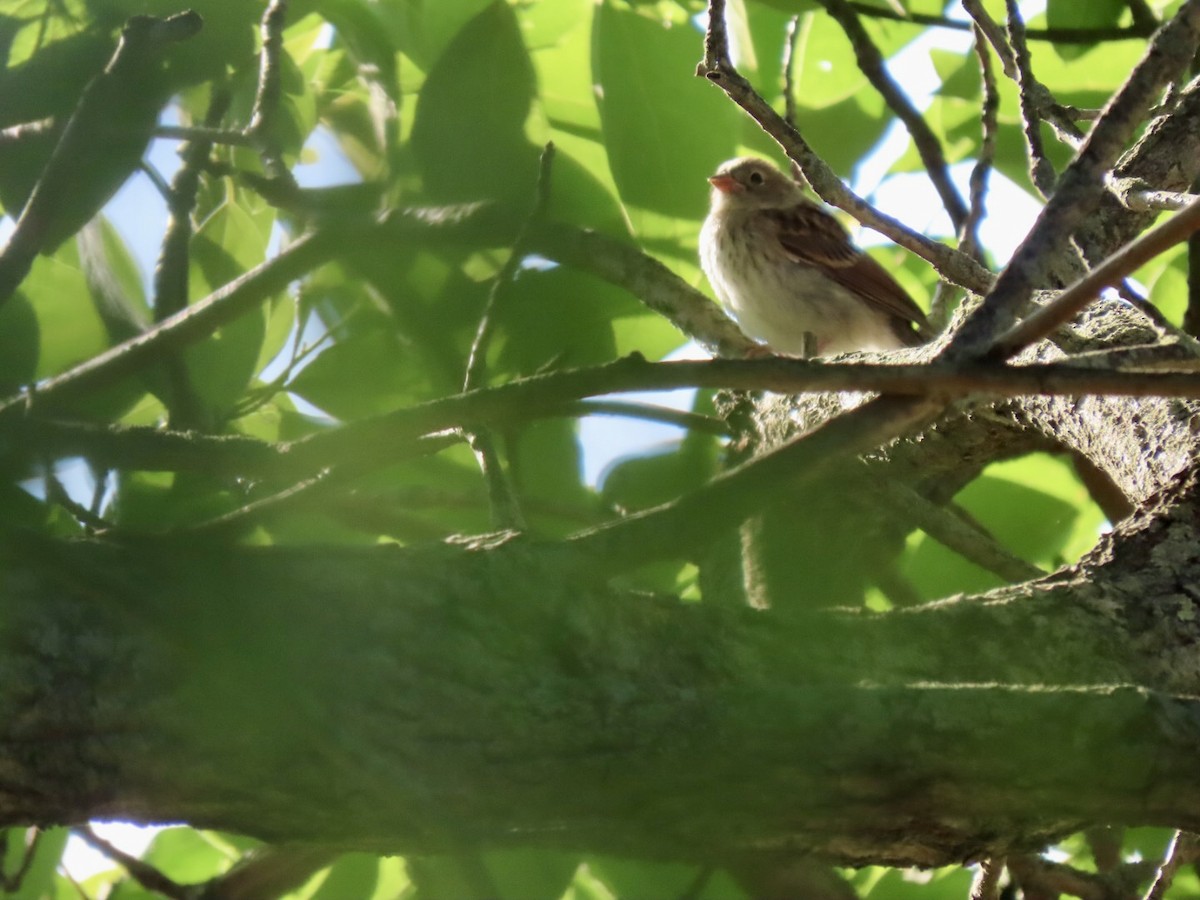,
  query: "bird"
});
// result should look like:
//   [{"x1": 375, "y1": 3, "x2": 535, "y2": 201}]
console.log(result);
[{"x1": 699, "y1": 156, "x2": 934, "y2": 356}]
